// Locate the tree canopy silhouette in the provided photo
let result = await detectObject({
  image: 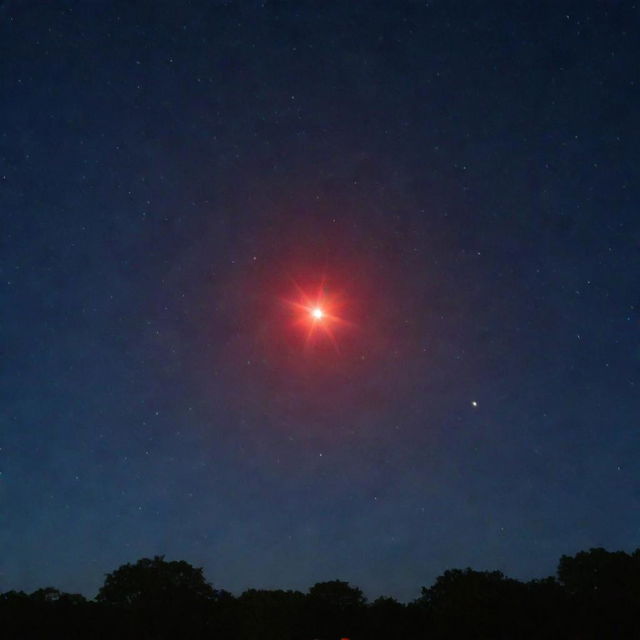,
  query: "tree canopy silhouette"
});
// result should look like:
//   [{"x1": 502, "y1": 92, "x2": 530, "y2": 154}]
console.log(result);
[
  {"x1": 97, "y1": 555, "x2": 216, "y2": 609},
  {"x1": 95, "y1": 556, "x2": 225, "y2": 640},
  {"x1": 417, "y1": 568, "x2": 528, "y2": 639},
  {"x1": 305, "y1": 580, "x2": 366, "y2": 640},
  {"x1": 557, "y1": 547, "x2": 640, "y2": 637},
  {"x1": 2, "y1": 546, "x2": 640, "y2": 639}
]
